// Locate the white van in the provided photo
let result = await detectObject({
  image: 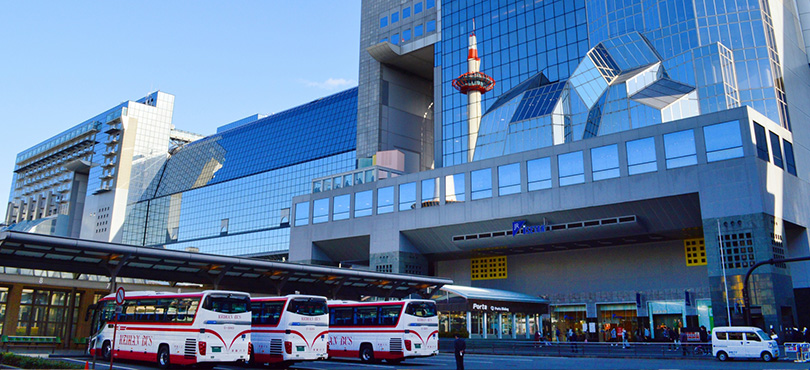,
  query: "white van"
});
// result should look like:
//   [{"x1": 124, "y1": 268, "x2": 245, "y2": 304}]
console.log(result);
[{"x1": 712, "y1": 326, "x2": 779, "y2": 362}]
